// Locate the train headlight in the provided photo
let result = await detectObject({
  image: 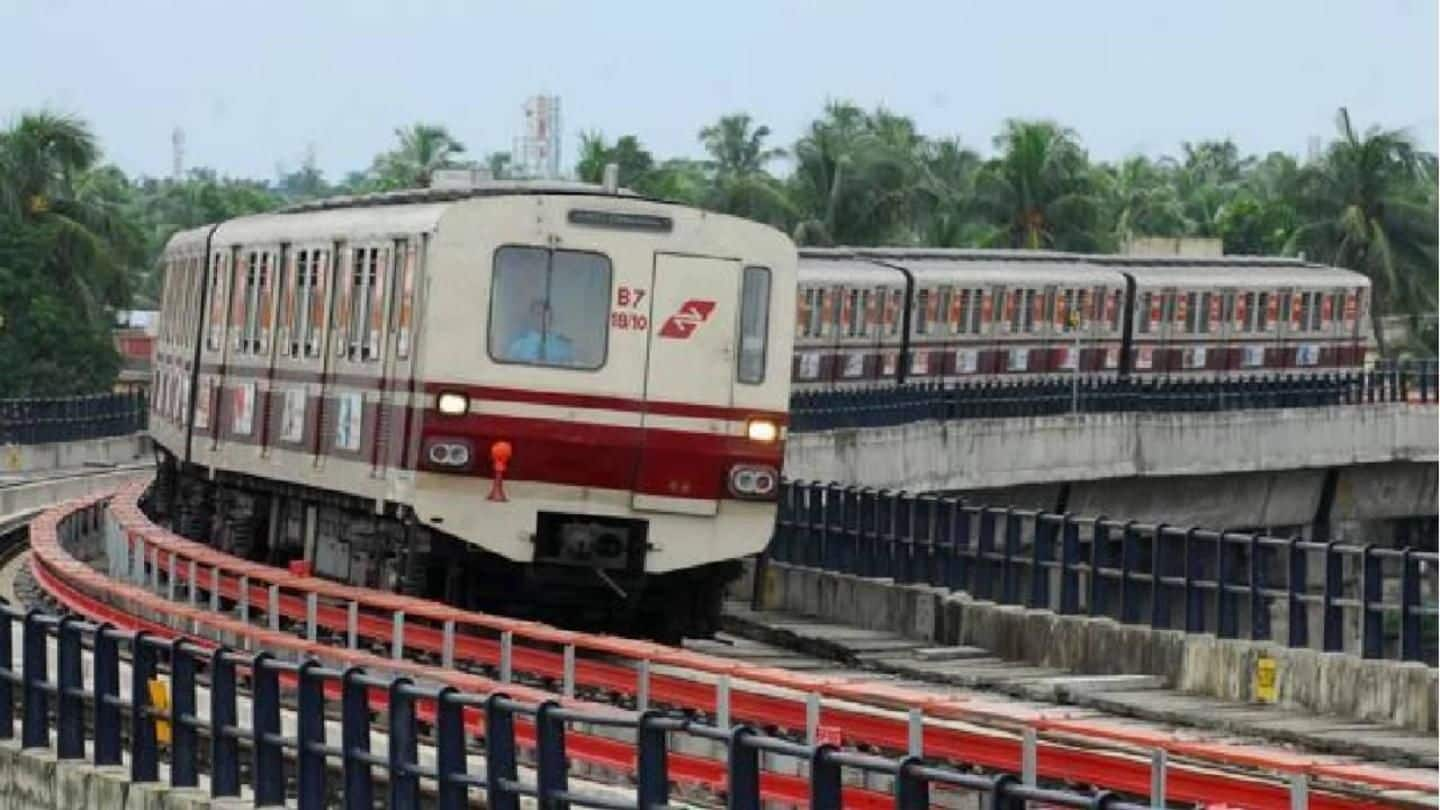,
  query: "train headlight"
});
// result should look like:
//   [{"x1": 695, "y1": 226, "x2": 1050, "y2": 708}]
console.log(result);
[
  {"x1": 436, "y1": 392, "x2": 469, "y2": 416},
  {"x1": 728, "y1": 465, "x2": 779, "y2": 499},
  {"x1": 745, "y1": 418, "x2": 779, "y2": 443},
  {"x1": 422, "y1": 438, "x2": 474, "y2": 470}
]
